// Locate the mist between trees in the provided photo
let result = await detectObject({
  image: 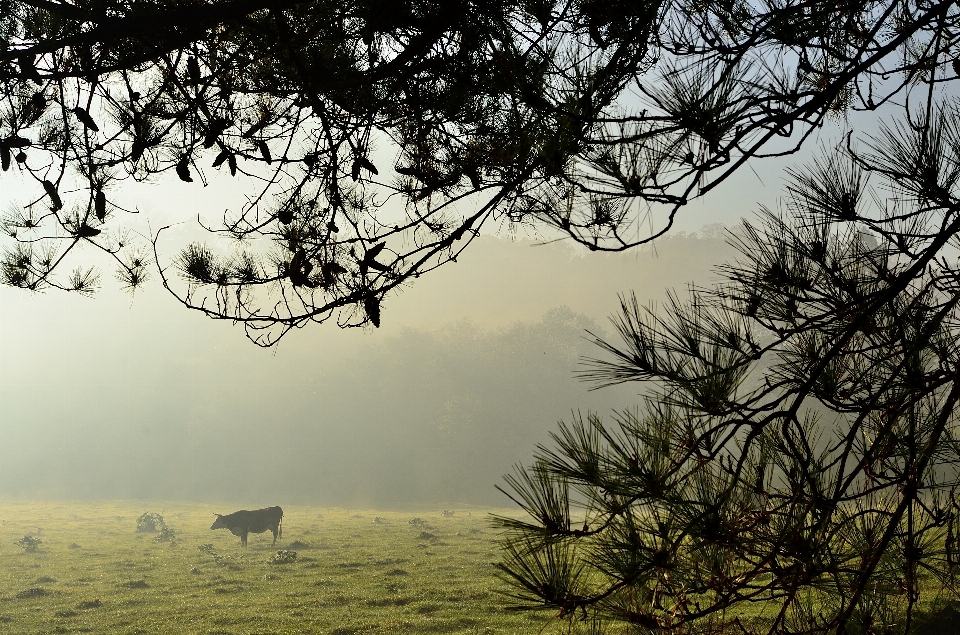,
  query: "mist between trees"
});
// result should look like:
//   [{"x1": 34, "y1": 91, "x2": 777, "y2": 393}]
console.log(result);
[{"x1": 0, "y1": 231, "x2": 736, "y2": 507}]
